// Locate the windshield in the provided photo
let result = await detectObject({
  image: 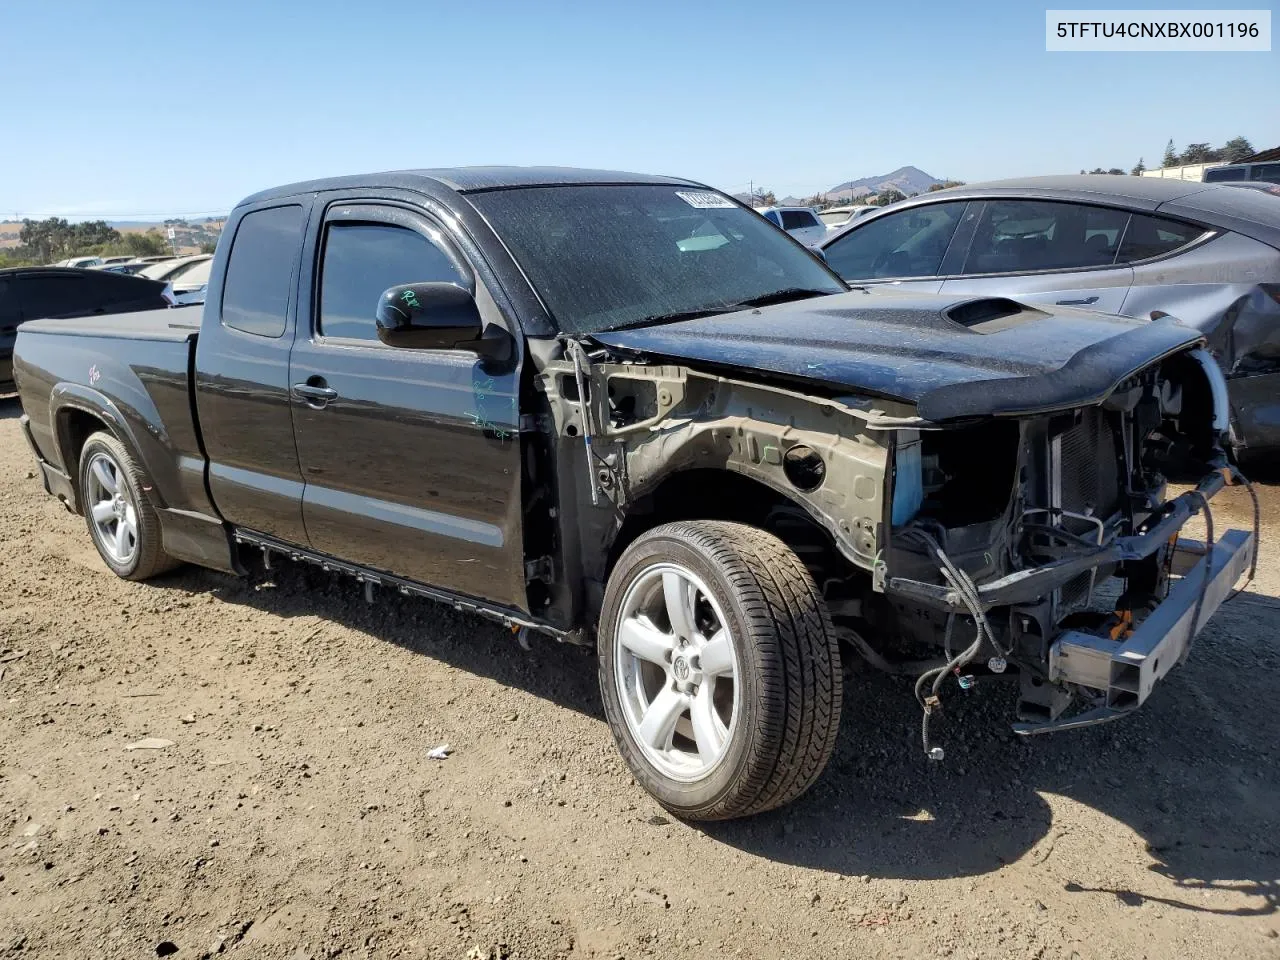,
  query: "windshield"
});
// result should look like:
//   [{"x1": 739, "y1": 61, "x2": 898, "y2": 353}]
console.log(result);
[{"x1": 468, "y1": 184, "x2": 845, "y2": 334}]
